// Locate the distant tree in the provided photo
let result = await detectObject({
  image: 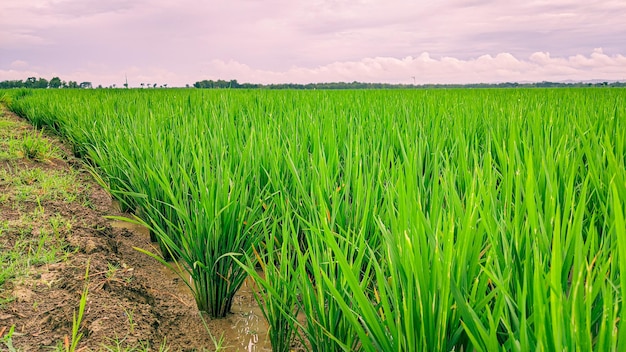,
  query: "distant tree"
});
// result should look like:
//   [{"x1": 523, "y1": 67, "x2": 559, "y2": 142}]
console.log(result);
[
  {"x1": 185, "y1": 84, "x2": 190, "y2": 88},
  {"x1": 35, "y1": 78, "x2": 49, "y2": 88},
  {"x1": 24, "y1": 77, "x2": 37, "y2": 88},
  {"x1": 49, "y1": 77, "x2": 62, "y2": 88},
  {"x1": 3, "y1": 76, "x2": 623, "y2": 91},
  {"x1": 19, "y1": 77, "x2": 49, "y2": 89},
  {"x1": 0, "y1": 80, "x2": 24, "y2": 88},
  {"x1": 97, "y1": 84, "x2": 103, "y2": 89},
  {"x1": 140, "y1": 83, "x2": 145, "y2": 88}
]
